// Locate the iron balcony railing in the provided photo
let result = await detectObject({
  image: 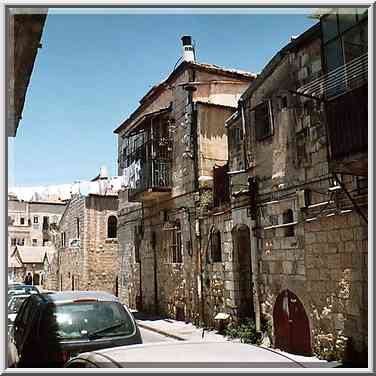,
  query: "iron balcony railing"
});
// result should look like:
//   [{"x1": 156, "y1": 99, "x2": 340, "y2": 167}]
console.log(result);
[
  {"x1": 297, "y1": 53, "x2": 368, "y2": 100},
  {"x1": 128, "y1": 159, "x2": 172, "y2": 201}
]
